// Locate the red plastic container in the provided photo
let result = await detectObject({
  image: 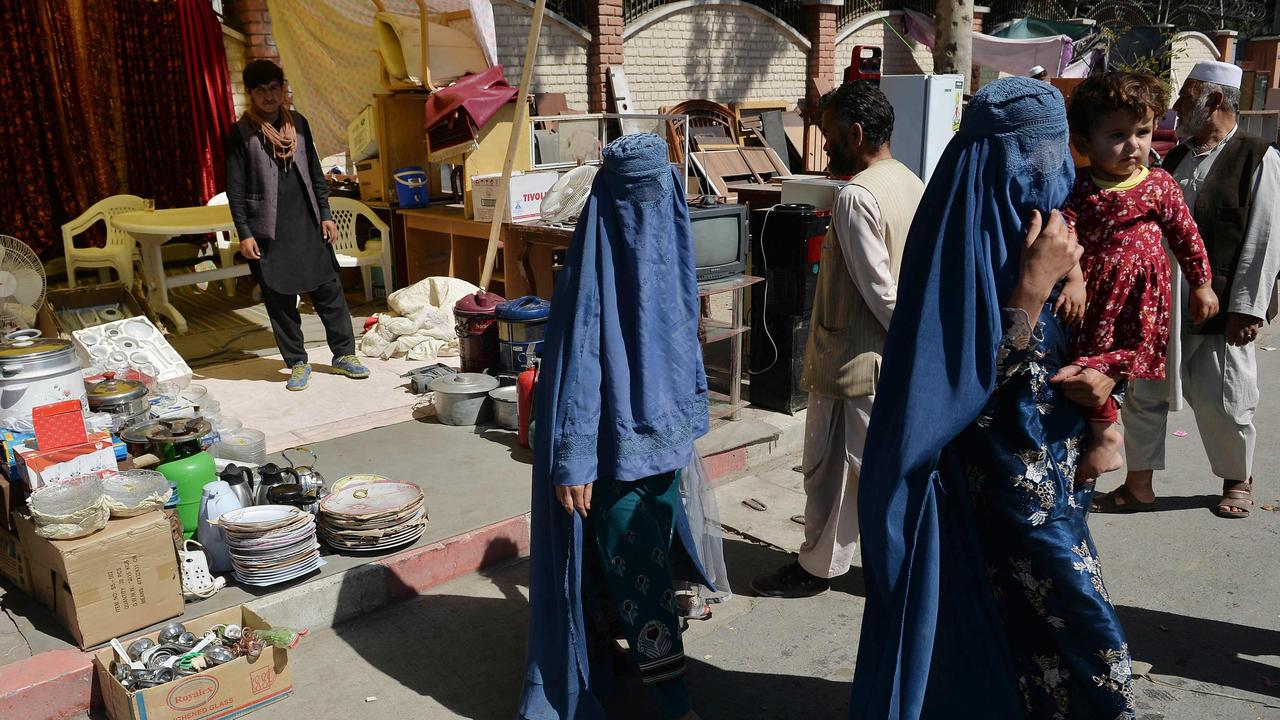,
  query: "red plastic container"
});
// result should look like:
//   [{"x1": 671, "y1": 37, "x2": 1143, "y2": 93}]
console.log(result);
[
  {"x1": 516, "y1": 361, "x2": 537, "y2": 449},
  {"x1": 454, "y1": 290, "x2": 505, "y2": 373}
]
